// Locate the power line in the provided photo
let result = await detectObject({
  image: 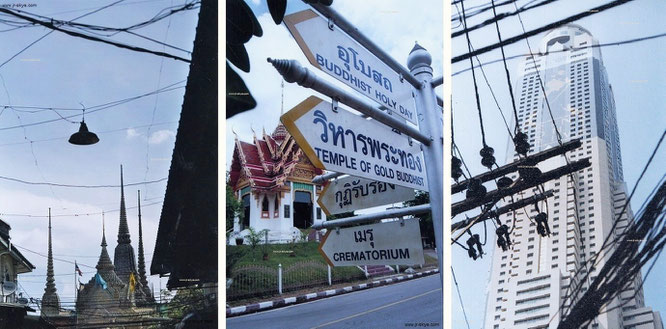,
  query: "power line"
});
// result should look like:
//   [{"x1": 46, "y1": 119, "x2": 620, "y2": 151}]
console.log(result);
[
  {"x1": 0, "y1": 175, "x2": 167, "y2": 188},
  {"x1": 0, "y1": 121, "x2": 177, "y2": 147},
  {"x1": 451, "y1": 267, "x2": 472, "y2": 329},
  {"x1": 0, "y1": 80, "x2": 185, "y2": 131},
  {"x1": 0, "y1": 0, "x2": 126, "y2": 70},
  {"x1": 452, "y1": 0, "x2": 559, "y2": 38},
  {"x1": 0, "y1": 7, "x2": 191, "y2": 63},
  {"x1": 453, "y1": 31, "x2": 666, "y2": 75},
  {"x1": 460, "y1": 0, "x2": 490, "y2": 149},
  {"x1": 452, "y1": 0, "x2": 637, "y2": 63},
  {"x1": 0, "y1": 200, "x2": 163, "y2": 218}
]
